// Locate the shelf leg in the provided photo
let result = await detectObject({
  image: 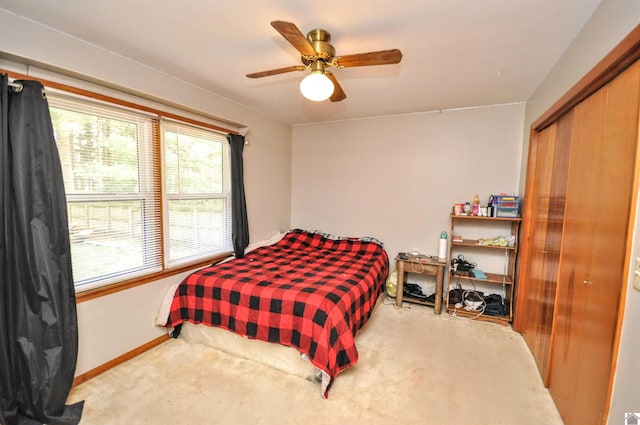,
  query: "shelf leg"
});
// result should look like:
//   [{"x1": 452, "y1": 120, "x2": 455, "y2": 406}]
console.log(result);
[{"x1": 395, "y1": 259, "x2": 404, "y2": 308}]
